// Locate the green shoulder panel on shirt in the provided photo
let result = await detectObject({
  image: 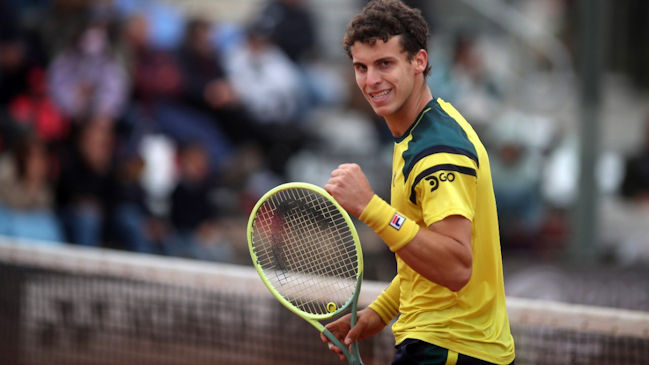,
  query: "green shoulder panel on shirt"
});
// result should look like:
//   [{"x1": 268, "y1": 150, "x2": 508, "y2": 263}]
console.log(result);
[{"x1": 400, "y1": 99, "x2": 479, "y2": 182}]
